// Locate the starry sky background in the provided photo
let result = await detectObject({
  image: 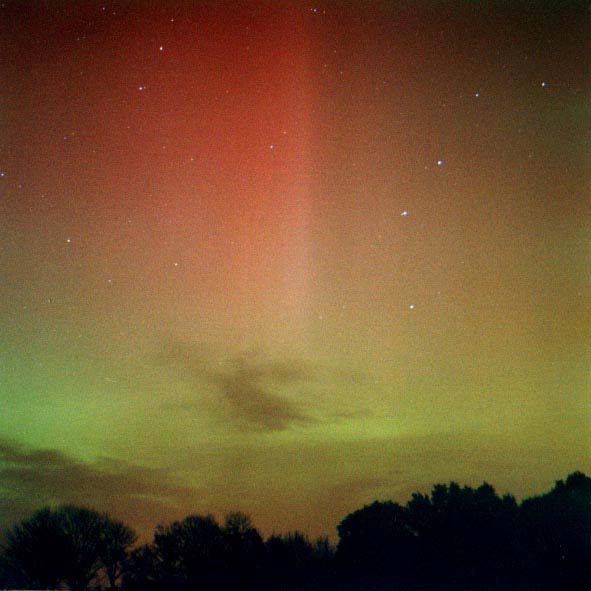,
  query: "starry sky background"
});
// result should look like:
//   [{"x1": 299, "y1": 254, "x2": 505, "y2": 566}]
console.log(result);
[{"x1": 1, "y1": 0, "x2": 589, "y2": 540}]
